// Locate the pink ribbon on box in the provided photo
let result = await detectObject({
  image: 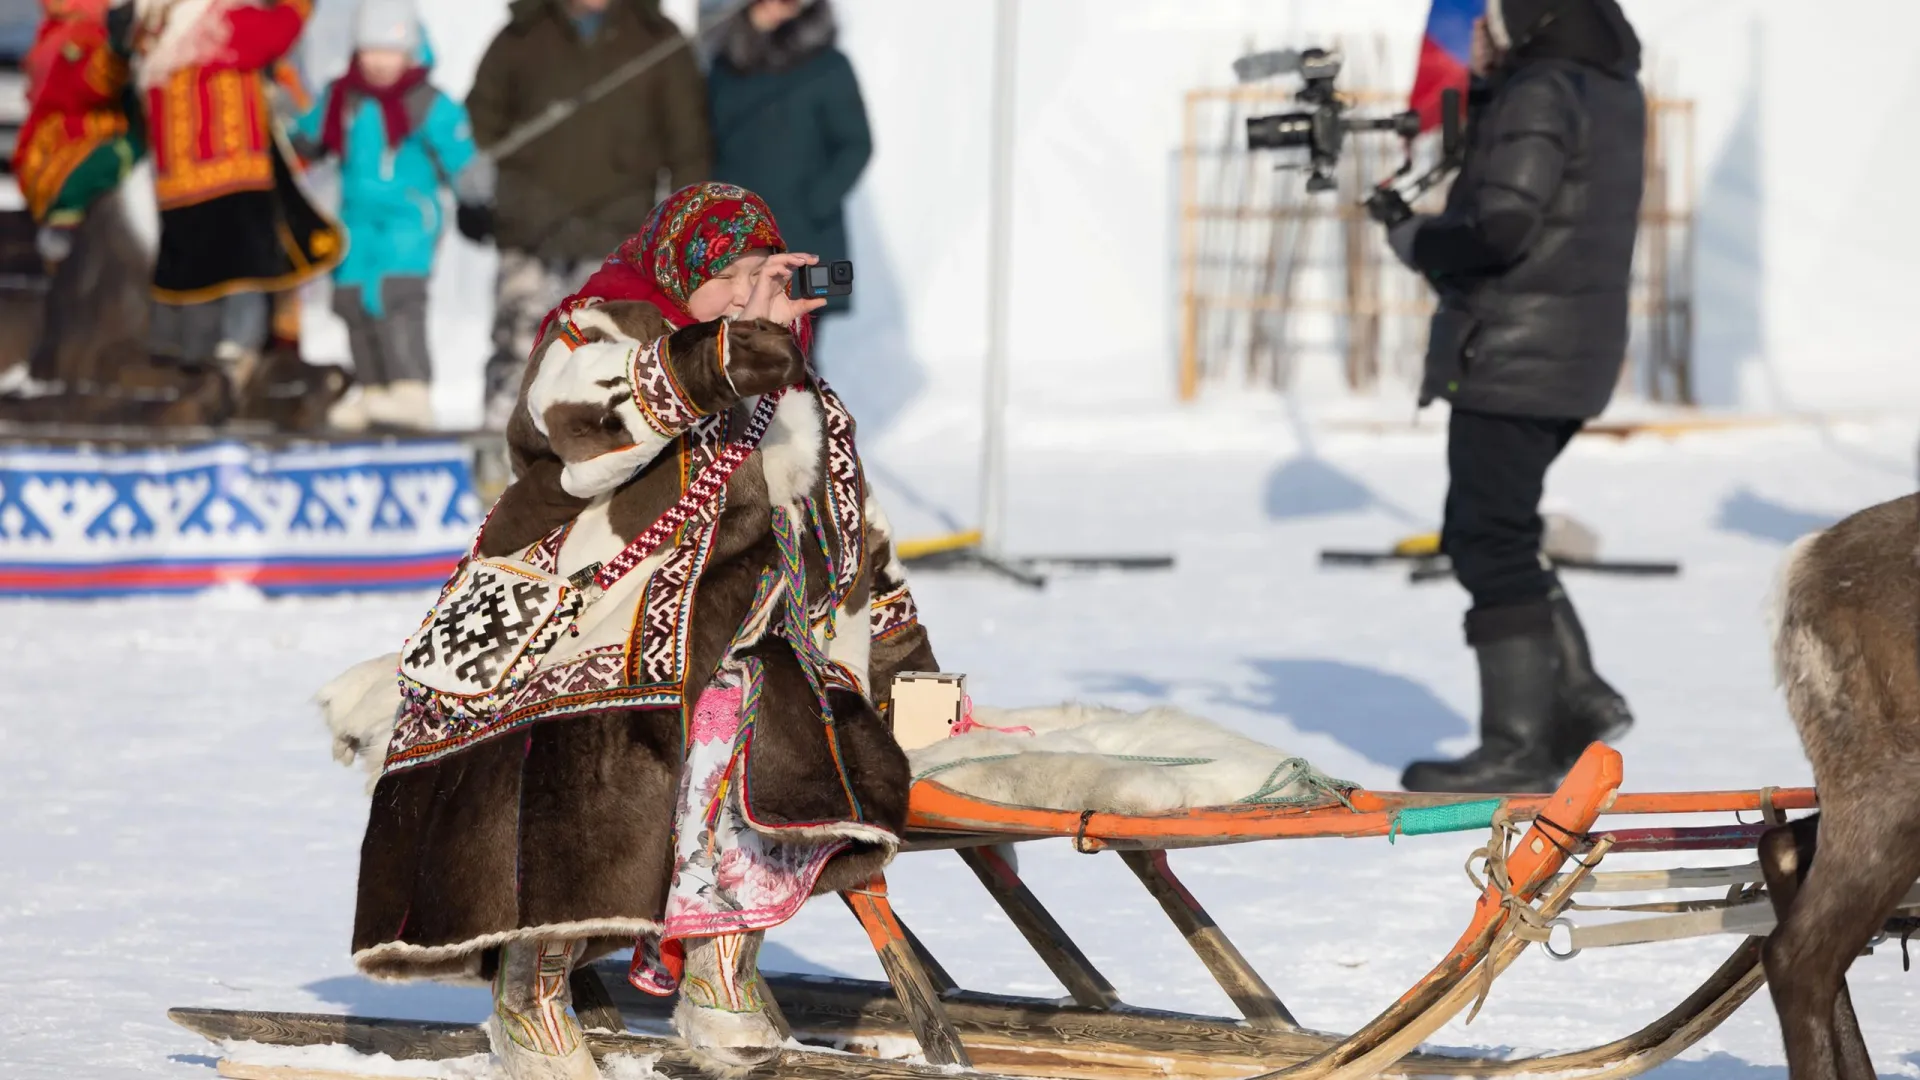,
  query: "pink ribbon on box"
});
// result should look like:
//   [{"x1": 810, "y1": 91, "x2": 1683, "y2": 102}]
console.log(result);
[{"x1": 947, "y1": 694, "x2": 1034, "y2": 739}]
